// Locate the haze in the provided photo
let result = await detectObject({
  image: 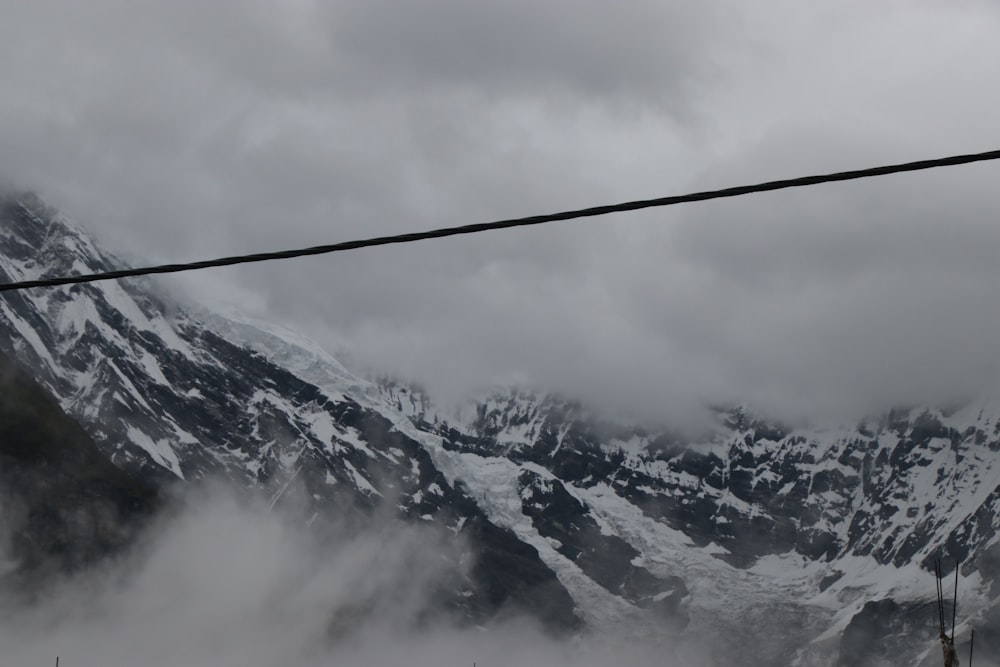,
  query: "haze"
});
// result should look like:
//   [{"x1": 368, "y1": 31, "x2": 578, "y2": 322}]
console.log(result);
[{"x1": 0, "y1": 486, "x2": 698, "y2": 667}]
